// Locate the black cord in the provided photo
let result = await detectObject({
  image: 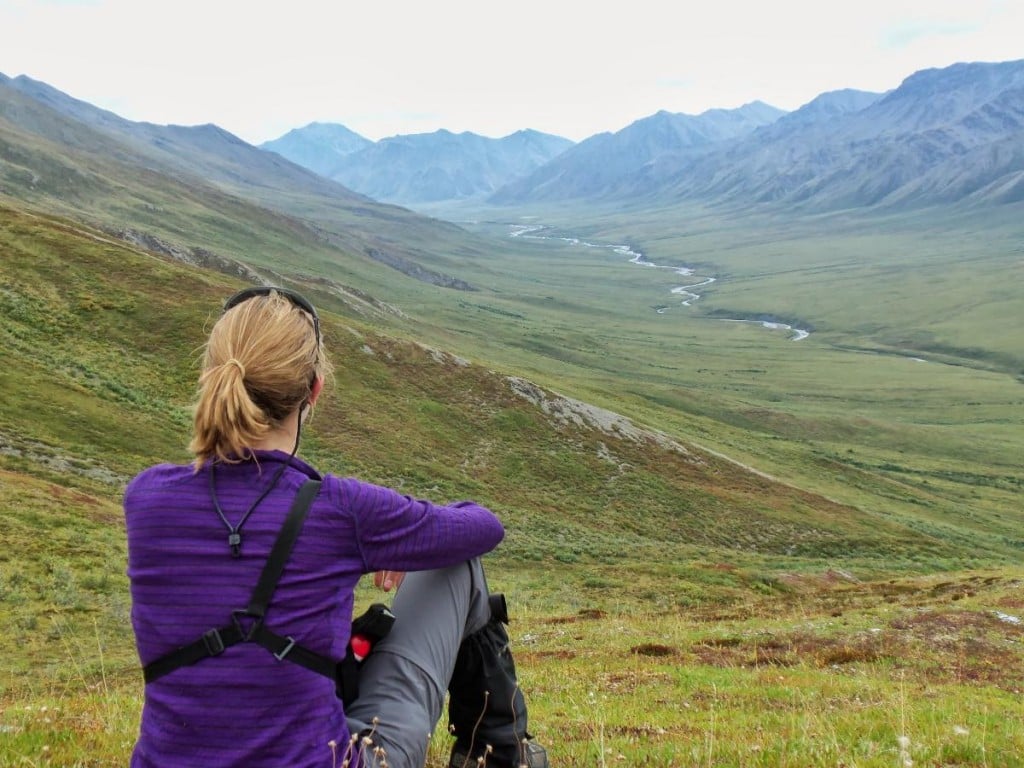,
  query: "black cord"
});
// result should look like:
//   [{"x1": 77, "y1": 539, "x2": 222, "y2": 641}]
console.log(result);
[{"x1": 209, "y1": 413, "x2": 305, "y2": 557}]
